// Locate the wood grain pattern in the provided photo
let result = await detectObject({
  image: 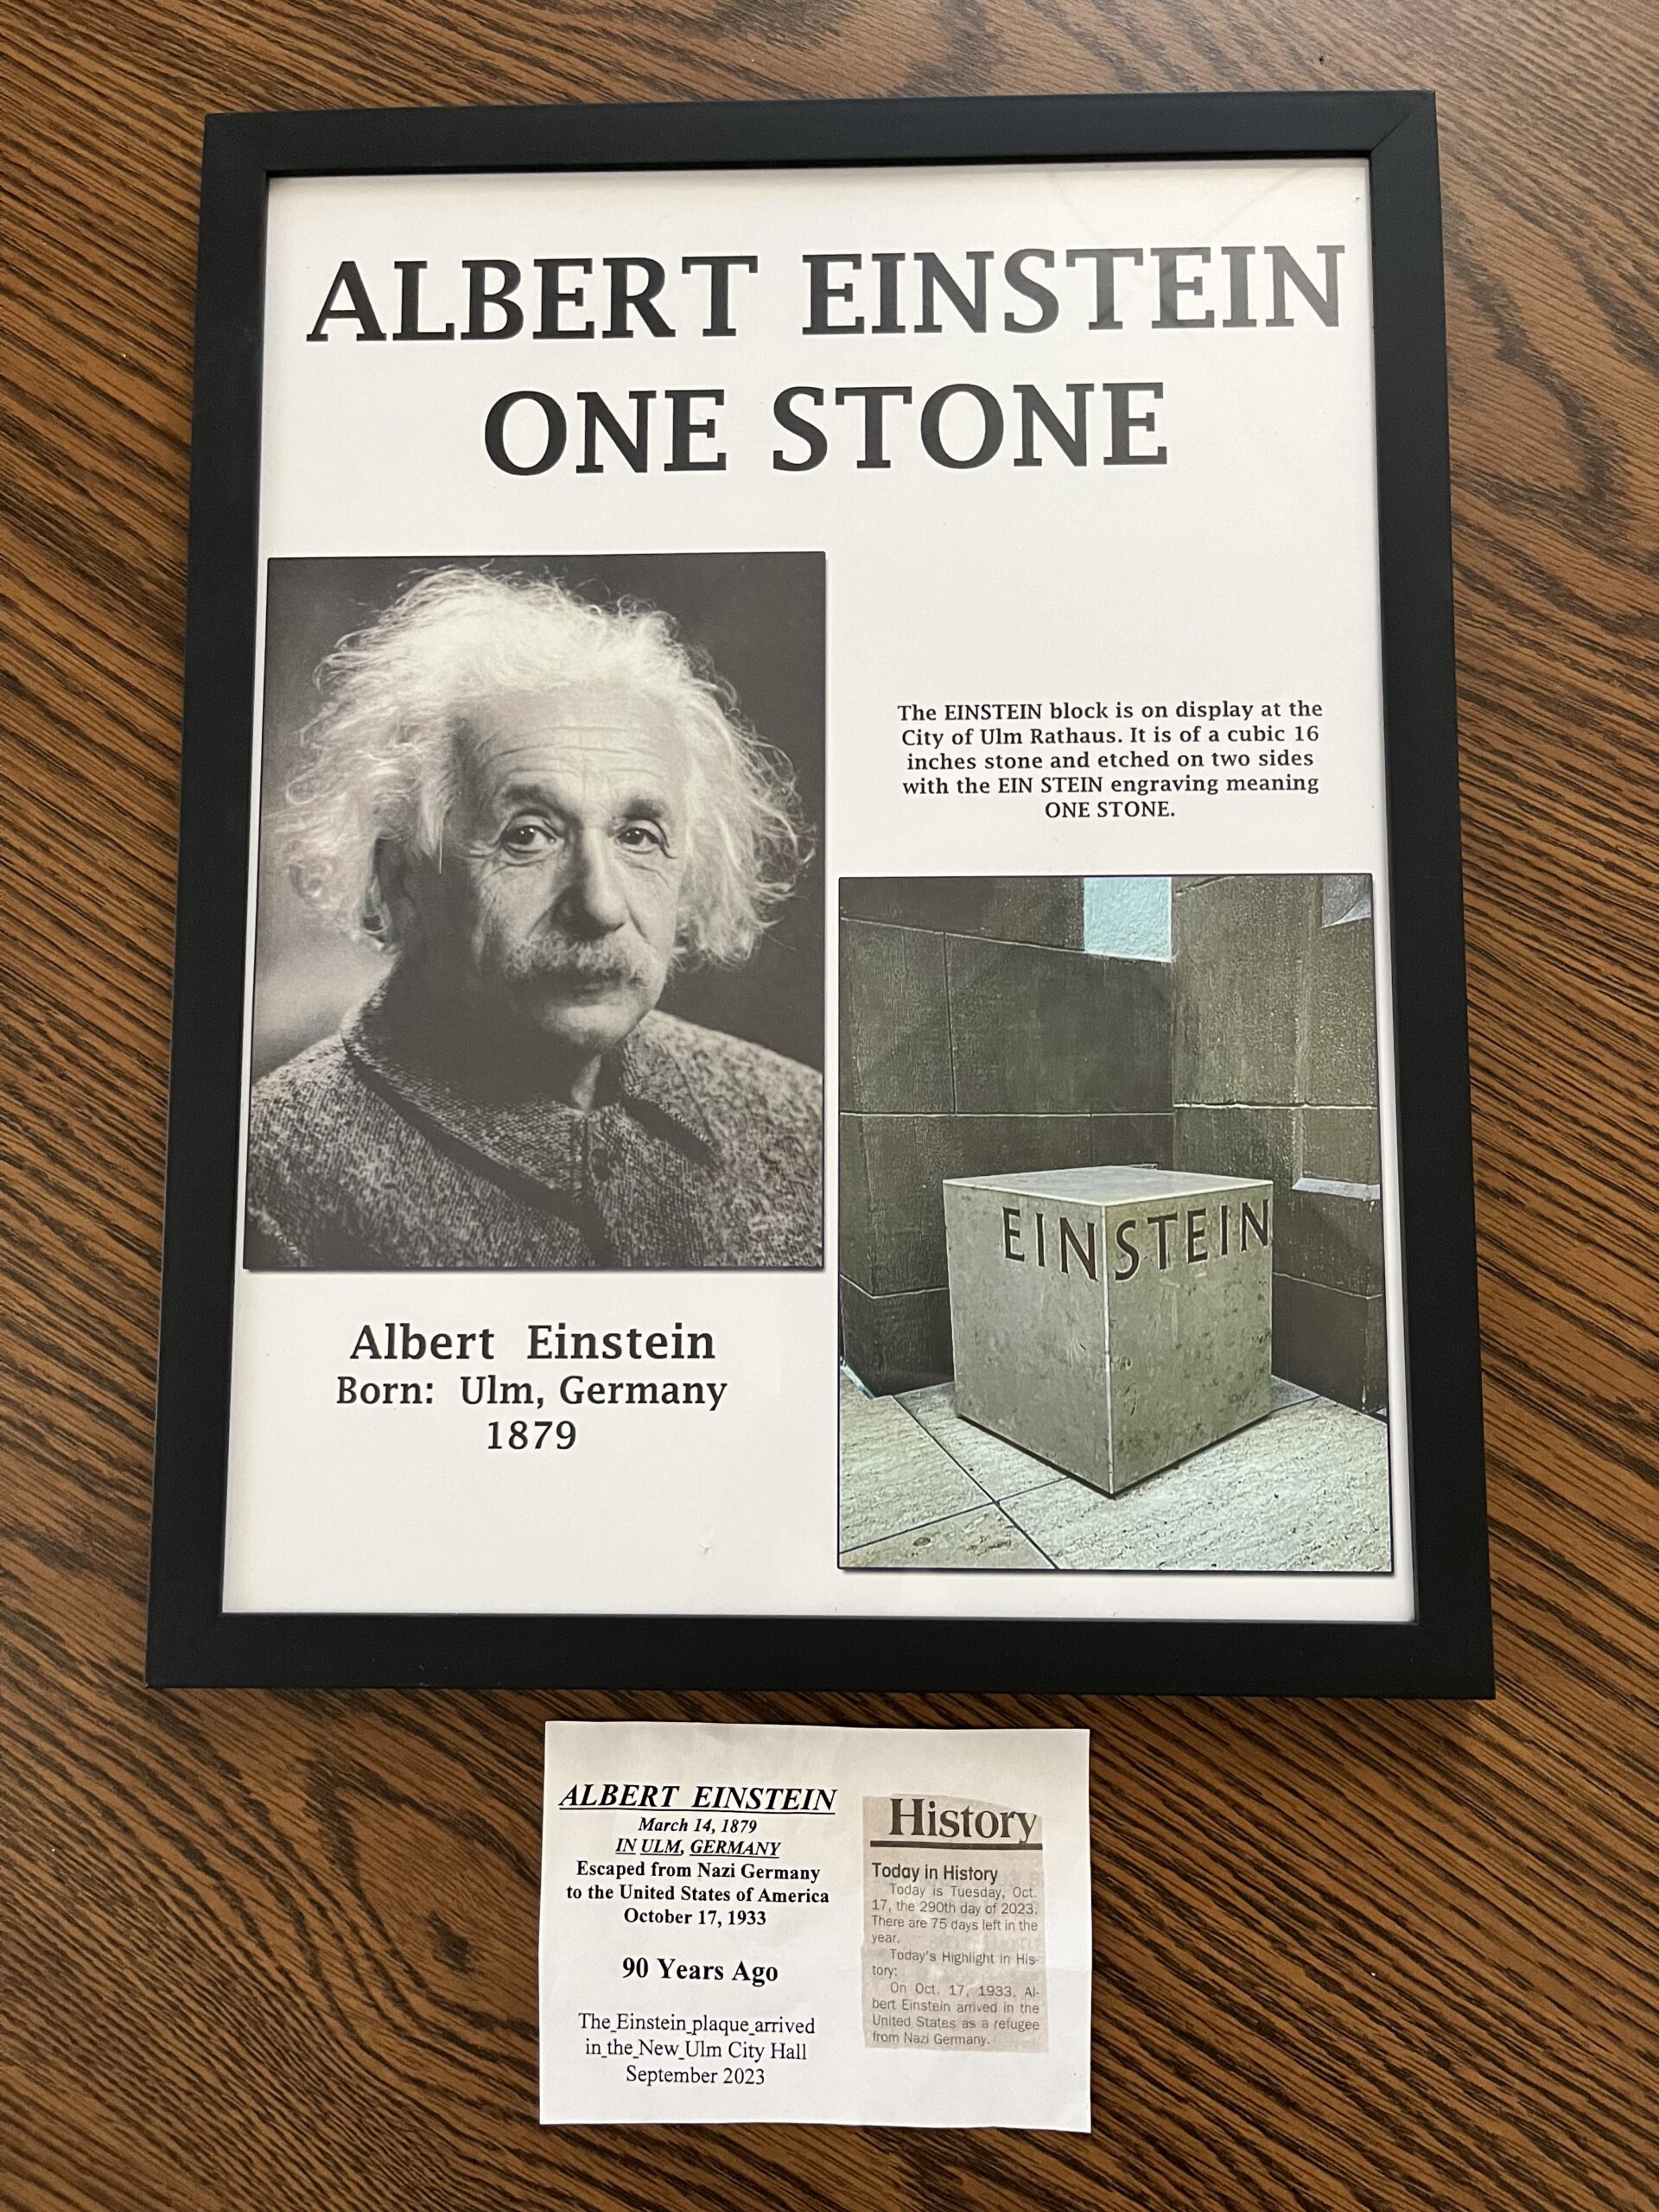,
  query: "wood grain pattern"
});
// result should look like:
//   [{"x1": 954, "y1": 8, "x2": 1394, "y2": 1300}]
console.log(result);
[{"x1": 2, "y1": 3, "x2": 1655, "y2": 2206}]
